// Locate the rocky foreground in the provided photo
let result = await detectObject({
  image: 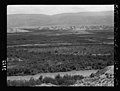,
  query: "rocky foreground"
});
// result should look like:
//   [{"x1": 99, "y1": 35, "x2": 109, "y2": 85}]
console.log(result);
[{"x1": 70, "y1": 65, "x2": 114, "y2": 86}]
